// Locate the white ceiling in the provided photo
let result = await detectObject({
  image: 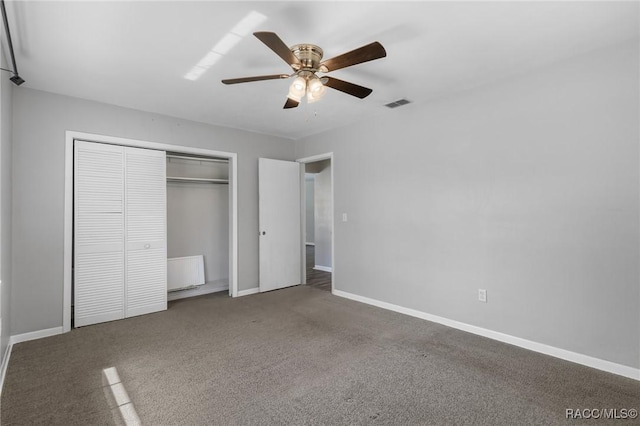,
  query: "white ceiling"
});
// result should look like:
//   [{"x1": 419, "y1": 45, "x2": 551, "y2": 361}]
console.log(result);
[{"x1": 6, "y1": 1, "x2": 639, "y2": 140}]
